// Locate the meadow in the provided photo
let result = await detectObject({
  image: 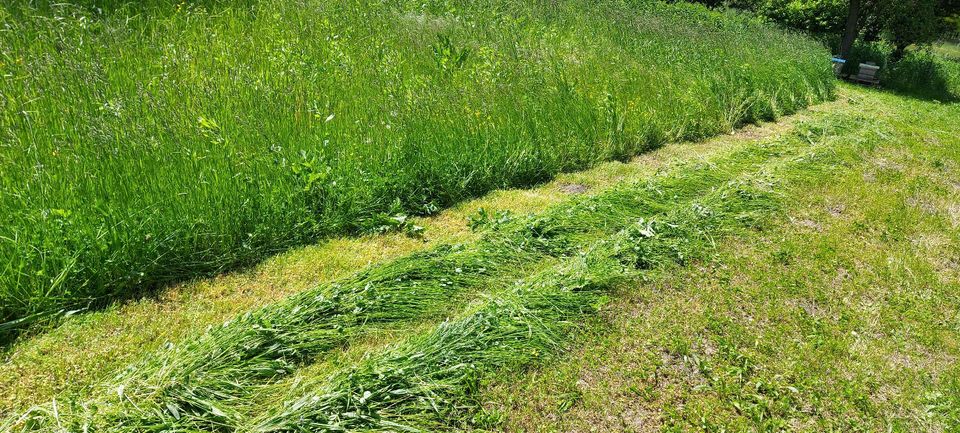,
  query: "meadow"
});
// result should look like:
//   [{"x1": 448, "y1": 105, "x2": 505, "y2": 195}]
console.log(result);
[
  {"x1": 0, "y1": 0, "x2": 833, "y2": 339},
  {"x1": 10, "y1": 83, "x2": 957, "y2": 432},
  {"x1": 6, "y1": 88, "x2": 834, "y2": 431}
]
